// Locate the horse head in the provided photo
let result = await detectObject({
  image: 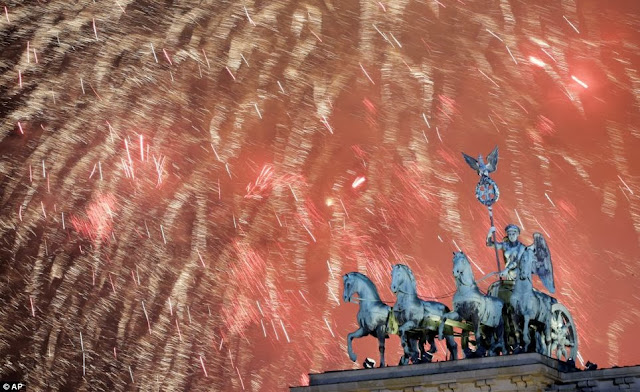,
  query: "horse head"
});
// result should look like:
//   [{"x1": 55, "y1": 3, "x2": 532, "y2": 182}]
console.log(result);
[
  {"x1": 391, "y1": 264, "x2": 416, "y2": 295},
  {"x1": 343, "y1": 273, "x2": 355, "y2": 303},
  {"x1": 519, "y1": 247, "x2": 534, "y2": 281},
  {"x1": 452, "y1": 251, "x2": 474, "y2": 286},
  {"x1": 390, "y1": 265, "x2": 401, "y2": 294},
  {"x1": 344, "y1": 272, "x2": 381, "y2": 303}
]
